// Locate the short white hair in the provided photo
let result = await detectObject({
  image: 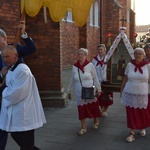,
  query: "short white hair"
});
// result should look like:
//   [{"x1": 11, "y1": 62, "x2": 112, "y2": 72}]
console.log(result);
[
  {"x1": 78, "y1": 48, "x2": 88, "y2": 55},
  {"x1": 97, "y1": 44, "x2": 106, "y2": 51},
  {"x1": 134, "y1": 47, "x2": 146, "y2": 56},
  {"x1": 0, "y1": 29, "x2": 6, "y2": 37}
]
